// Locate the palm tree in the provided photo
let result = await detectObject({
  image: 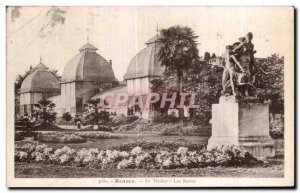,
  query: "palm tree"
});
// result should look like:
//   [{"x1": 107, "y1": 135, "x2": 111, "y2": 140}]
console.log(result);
[
  {"x1": 34, "y1": 99, "x2": 57, "y2": 124},
  {"x1": 158, "y1": 25, "x2": 199, "y2": 120}
]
